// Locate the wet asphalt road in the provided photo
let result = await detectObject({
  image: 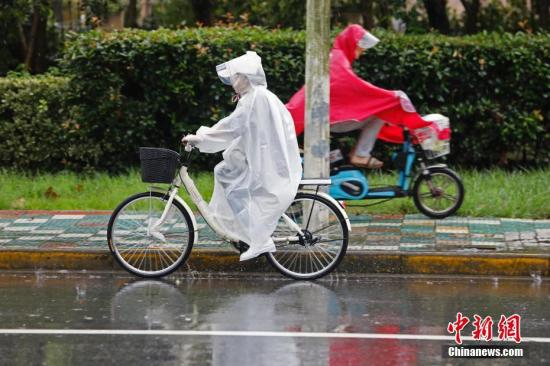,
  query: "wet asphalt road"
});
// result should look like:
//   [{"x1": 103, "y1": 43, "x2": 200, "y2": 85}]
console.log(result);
[{"x1": 0, "y1": 272, "x2": 548, "y2": 366}]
